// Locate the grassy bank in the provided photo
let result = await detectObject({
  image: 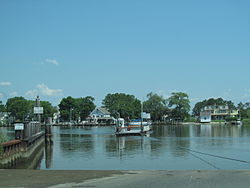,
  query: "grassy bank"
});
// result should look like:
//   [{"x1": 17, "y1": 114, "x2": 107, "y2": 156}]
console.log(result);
[{"x1": 242, "y1": 118, "x2": 250, "y2": 124}]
